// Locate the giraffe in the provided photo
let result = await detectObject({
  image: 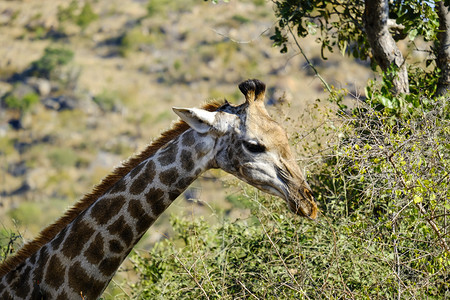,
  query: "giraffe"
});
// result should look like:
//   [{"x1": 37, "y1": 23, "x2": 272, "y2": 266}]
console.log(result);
[{"x1": 0, "y1": 79, "x2": 317, "y2": 299}]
